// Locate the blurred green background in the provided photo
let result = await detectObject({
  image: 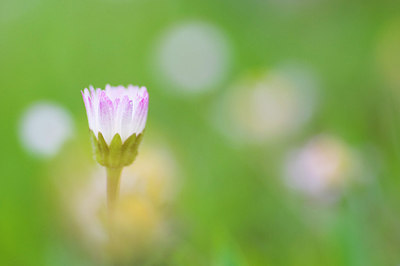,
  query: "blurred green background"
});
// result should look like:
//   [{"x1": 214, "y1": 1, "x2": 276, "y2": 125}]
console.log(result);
[{"x1": 1, "y1": 0, "x2": 400, "y2": 265}]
